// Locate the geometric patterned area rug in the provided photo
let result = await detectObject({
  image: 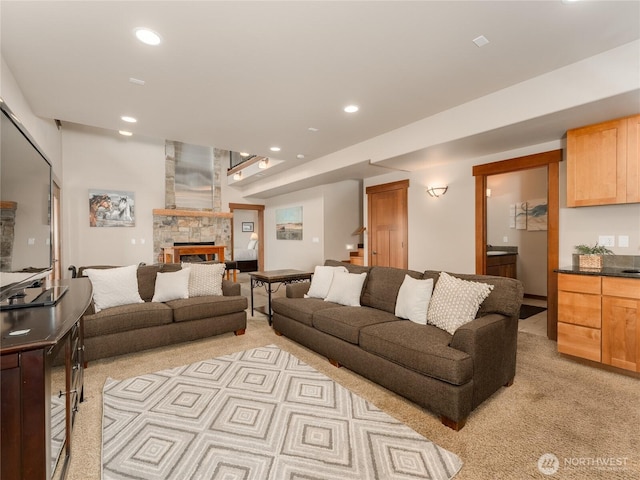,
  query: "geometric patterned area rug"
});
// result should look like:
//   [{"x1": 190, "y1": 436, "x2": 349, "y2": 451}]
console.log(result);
[{"x1": 102, "y1": 345, "x2": 462, "y2": 480}]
